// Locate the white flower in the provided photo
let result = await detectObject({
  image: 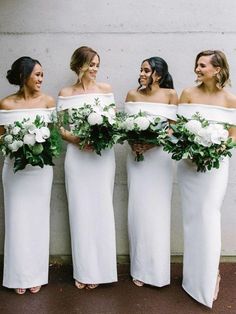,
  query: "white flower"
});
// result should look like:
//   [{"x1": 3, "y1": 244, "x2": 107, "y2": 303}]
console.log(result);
[
  {"x1": 207, "y1": 124, "x2": 229, "y2": 144},
  {"x1": 134, "y1": 116, "x2": 150, "y2": 130},
  {"x1": 194, "y1": 128, "x2": 212, "y2": 147},
  {"x1": 107, "y1": 107, "x2": 116, "y2": 117},
  {"x1": 87, "y1": 112, "x2": 103, "y2": 125},
  {"x1": 185, "y1": 120, "x2": 202, "y2": 135},
  {"x1": 28, "y1": 125, "x2": 37, "y2": 134},
  {"x1": 23, "y1": 133, "x2": 36, "y2": 146},
  {"x1": 12, "y1": 126, "x2": 21, "y2": 135},
  {"x1": 8, "y1": 140, "x2": 23, "y2": 152},
  {"x1": 124, "y1": 117, "x2": 135, "y2": 130},
  {"x1": 35, "y1": 127, "x2": 50, "y2": 143},
  {"x1": 102, "y1": 111, "x2": 115, "y2": 125},
  {"x1": 4, "y1": 134, "x2": 13, "y2": 144}
]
